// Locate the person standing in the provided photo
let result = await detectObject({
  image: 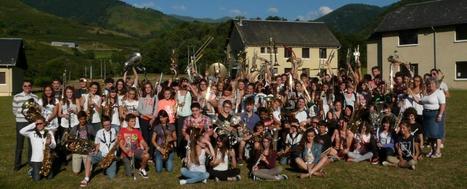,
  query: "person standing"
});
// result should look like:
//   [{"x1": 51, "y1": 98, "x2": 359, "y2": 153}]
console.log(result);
[{"x1": 12, "y1": 80, "x2": 38, "y2": 171}]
